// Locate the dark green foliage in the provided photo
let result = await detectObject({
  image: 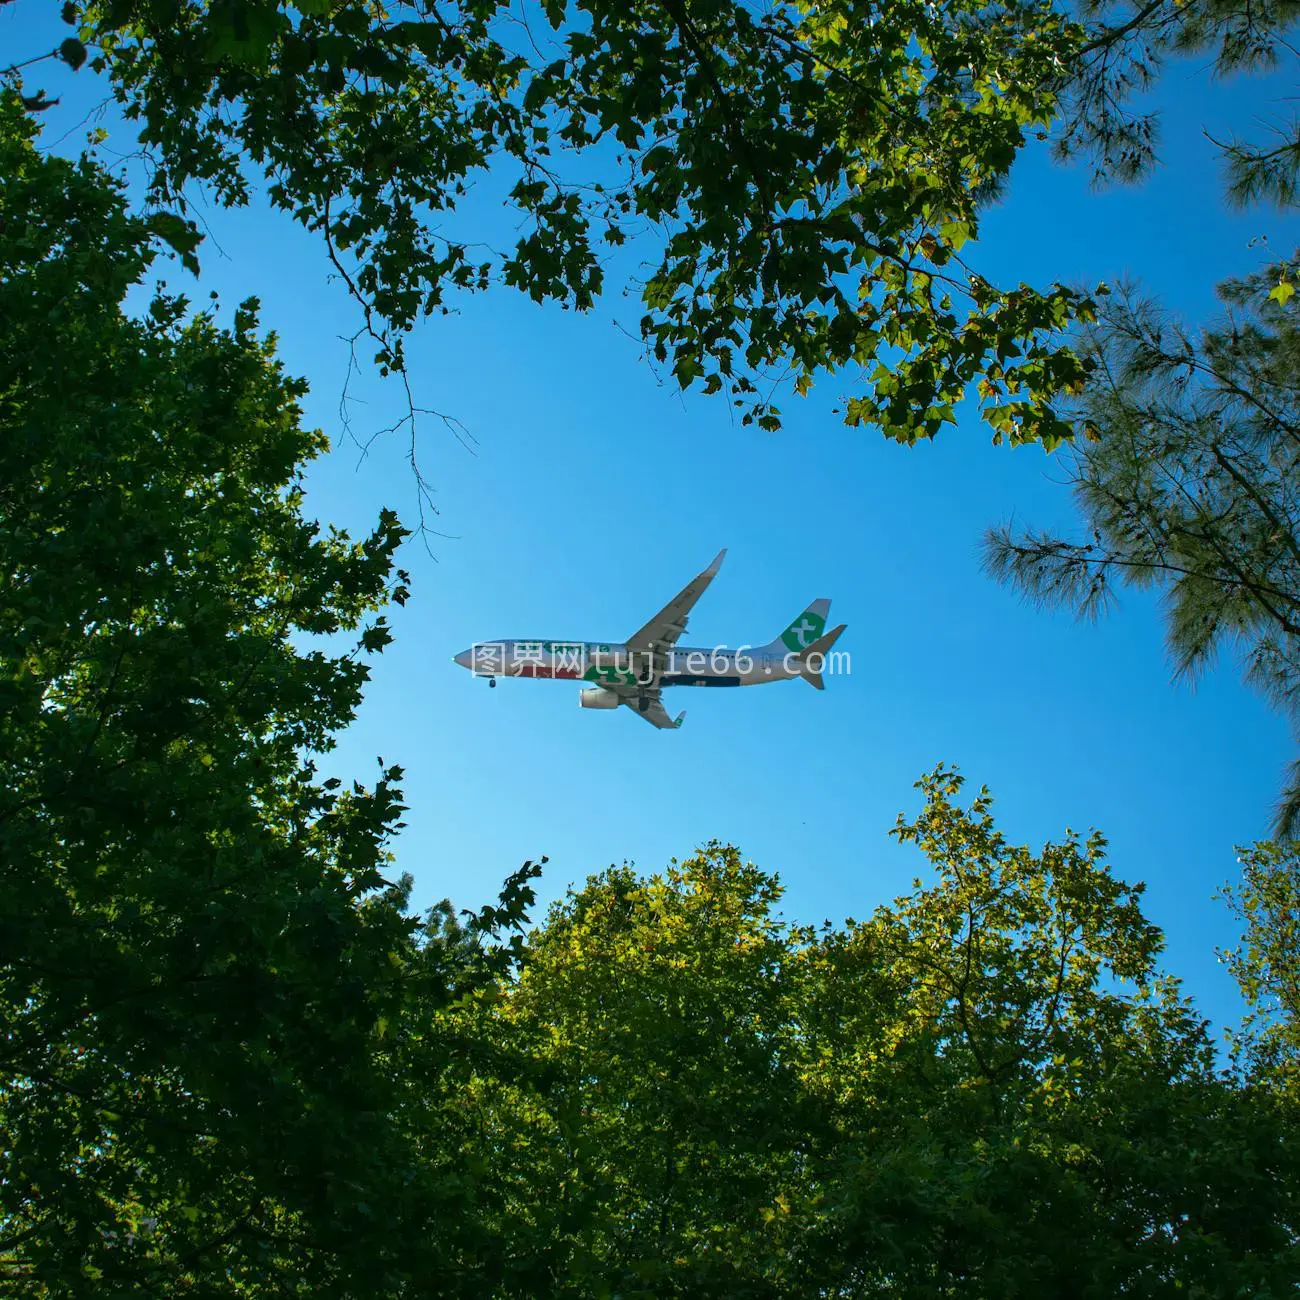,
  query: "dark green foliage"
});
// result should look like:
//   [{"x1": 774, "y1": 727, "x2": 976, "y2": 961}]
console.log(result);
[{"x1": 0, "y1": 91, "x2": 537, "y2": 1294}]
